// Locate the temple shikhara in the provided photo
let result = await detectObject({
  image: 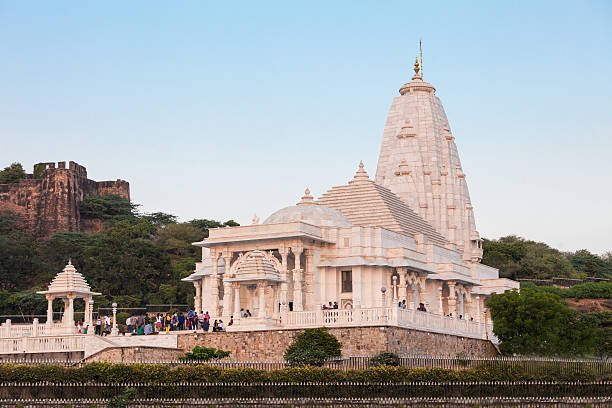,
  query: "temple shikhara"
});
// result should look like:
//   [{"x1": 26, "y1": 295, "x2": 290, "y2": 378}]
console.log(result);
[{"x1": 184, "y1": 58, "x2": 518, "y2": 337}]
